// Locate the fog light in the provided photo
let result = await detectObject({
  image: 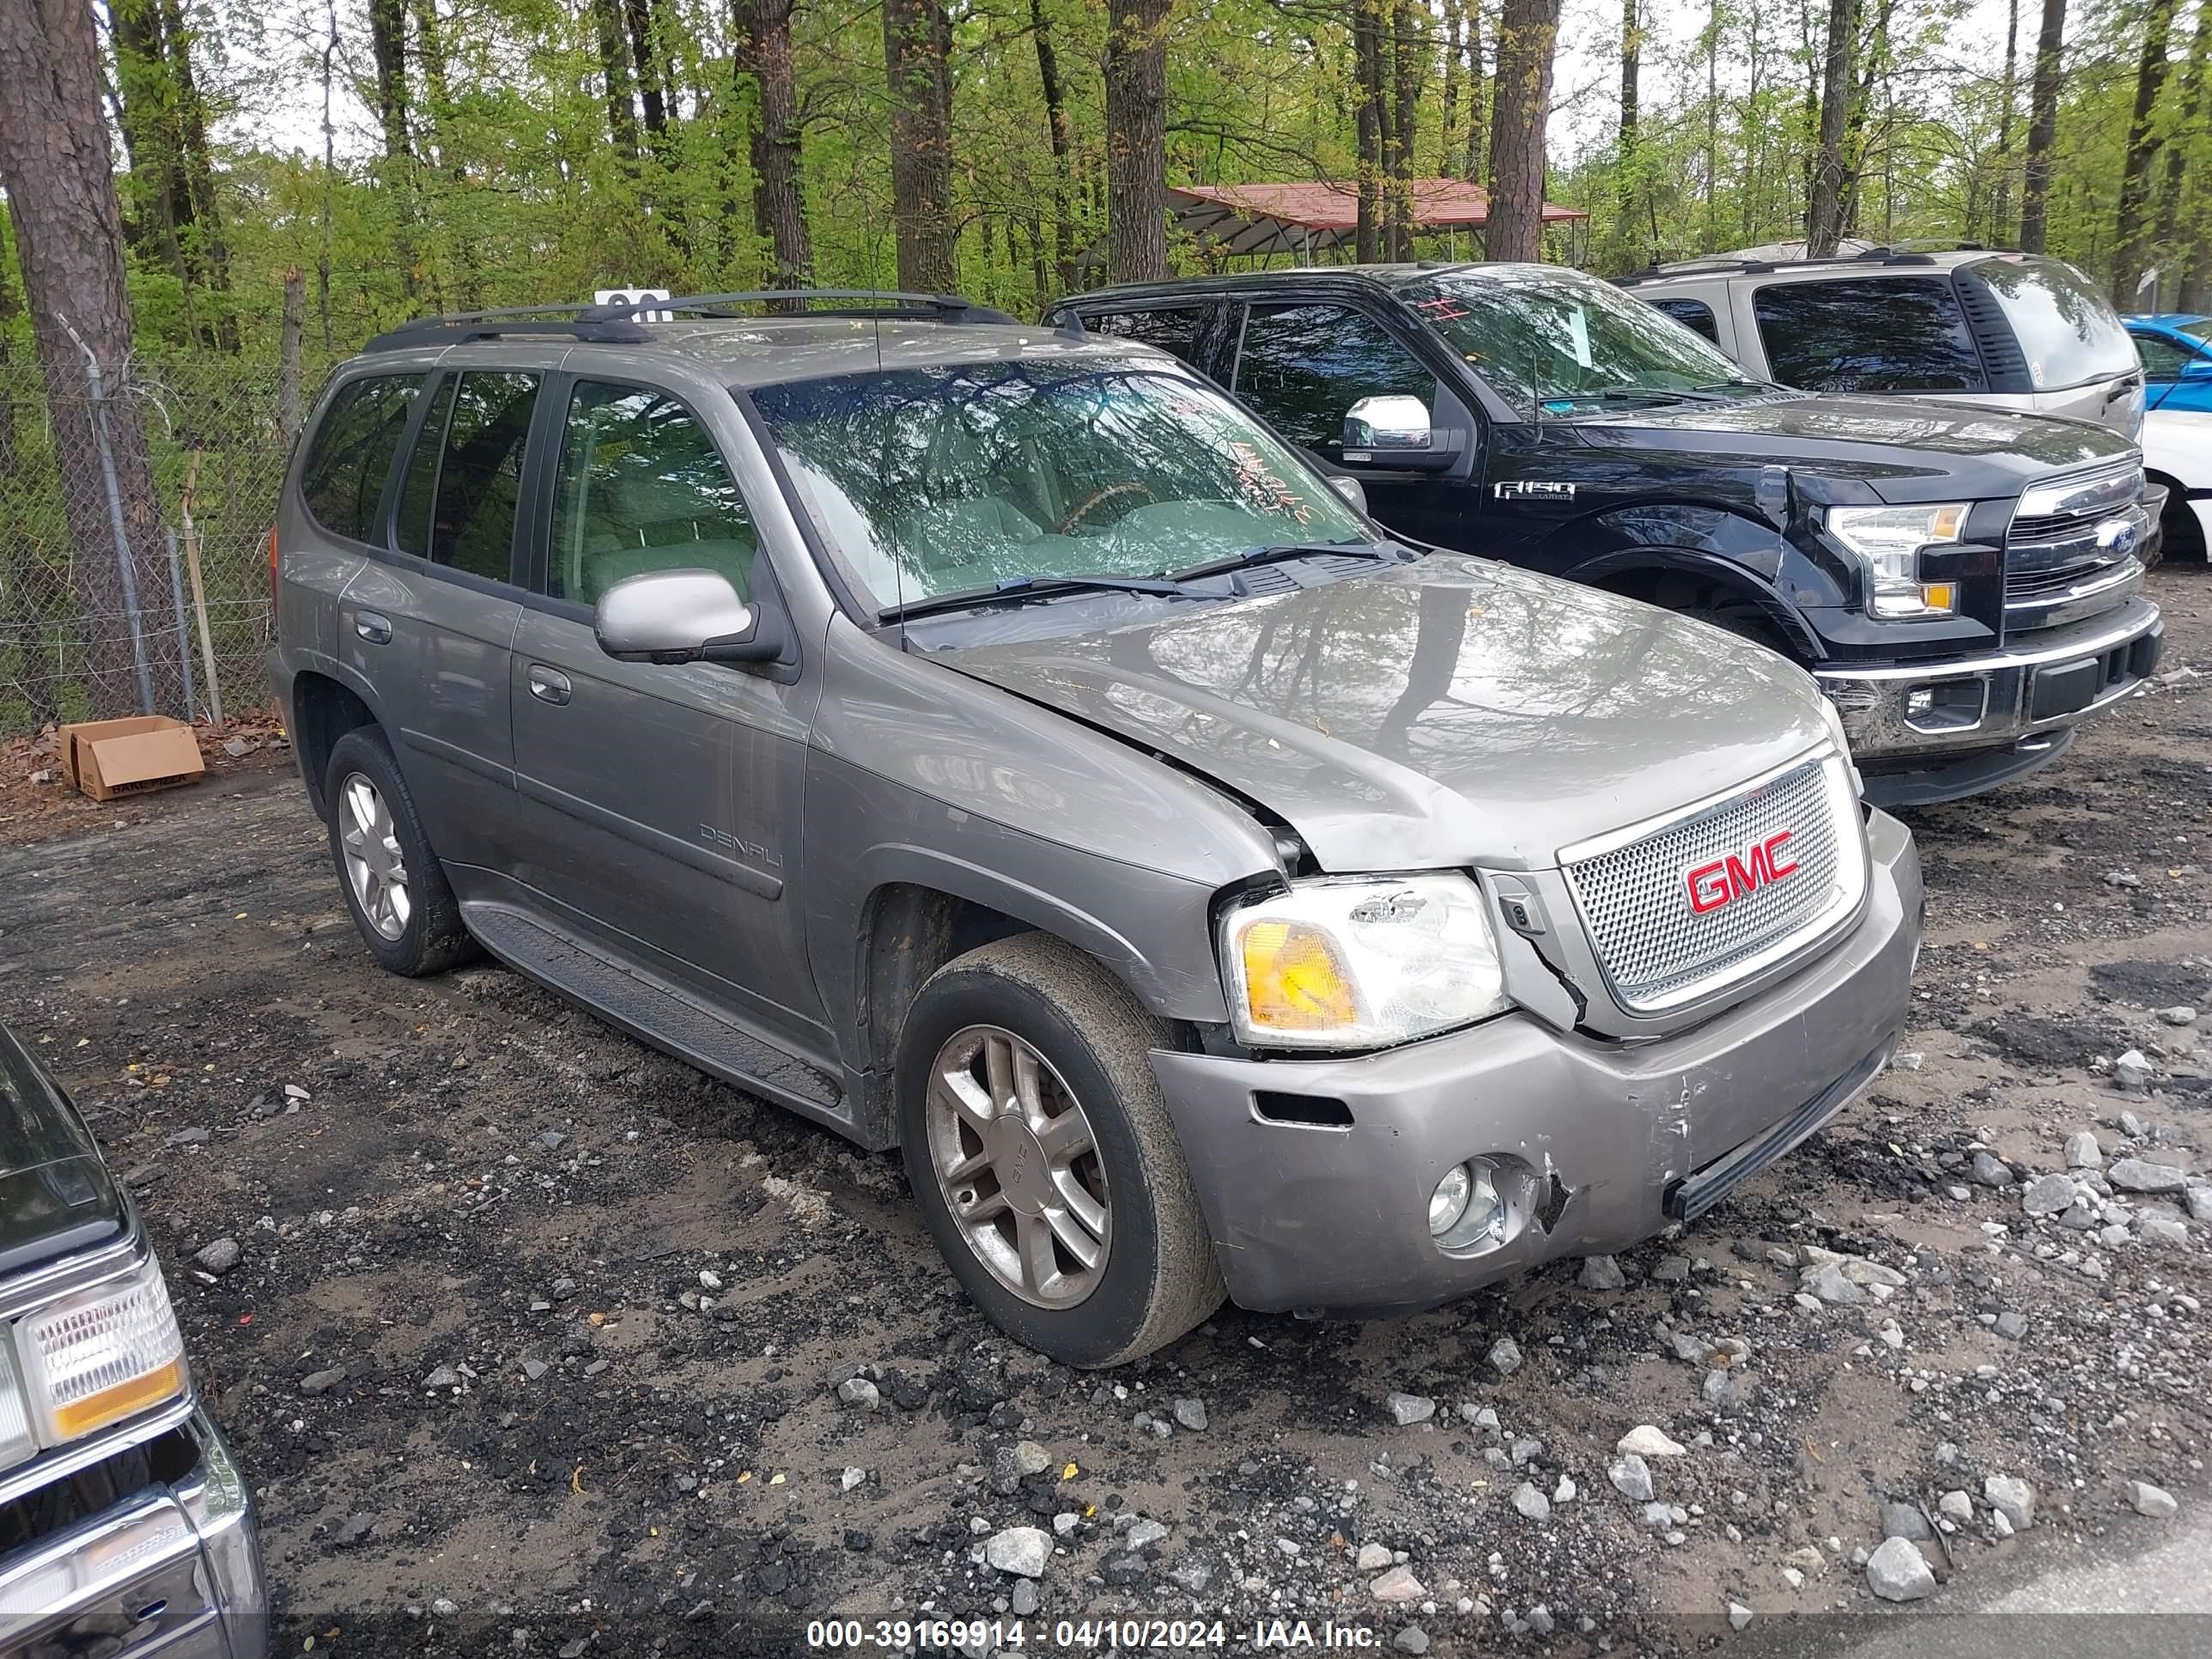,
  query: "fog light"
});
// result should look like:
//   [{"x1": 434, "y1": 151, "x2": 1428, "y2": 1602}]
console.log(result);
[{"x1": 1429, "y1": 1164, "x2": 1474, "y2": 1235}]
